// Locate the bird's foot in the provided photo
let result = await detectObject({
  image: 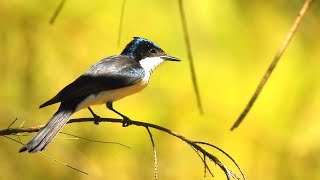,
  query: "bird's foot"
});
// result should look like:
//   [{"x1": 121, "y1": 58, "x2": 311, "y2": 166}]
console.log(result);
[
  {"x1": 122, "y1": 117, "x2": 132, "y2": 127},
  {"x1": 93, "y1": 114, "x2": 101, "y2": 125}
]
